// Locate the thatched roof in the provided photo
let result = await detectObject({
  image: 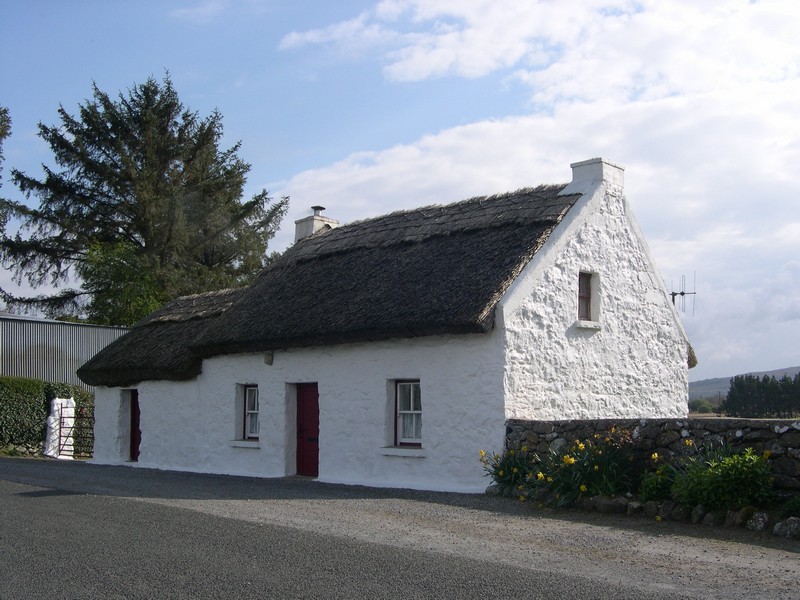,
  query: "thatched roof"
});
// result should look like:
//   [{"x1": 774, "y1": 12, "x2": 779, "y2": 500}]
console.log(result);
[
  {"x1": 79, "y1": 184, "x2": 581, "y2": 386},
  {"x1": 77, "y1": 288, "x2": 242, "y2": 387}
]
